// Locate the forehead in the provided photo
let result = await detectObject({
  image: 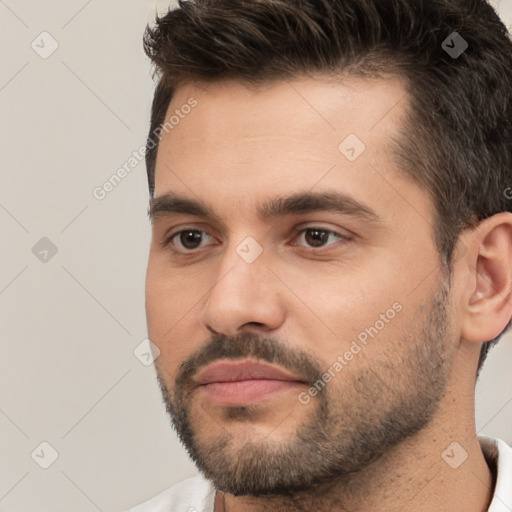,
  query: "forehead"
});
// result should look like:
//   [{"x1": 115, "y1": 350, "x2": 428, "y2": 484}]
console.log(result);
[
  {"x1": 159, "y1": 74, "x2": 408, "y2": 159},
  {"x1": 153, "y1": 75, "x2": 432, "y2": 226}
]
